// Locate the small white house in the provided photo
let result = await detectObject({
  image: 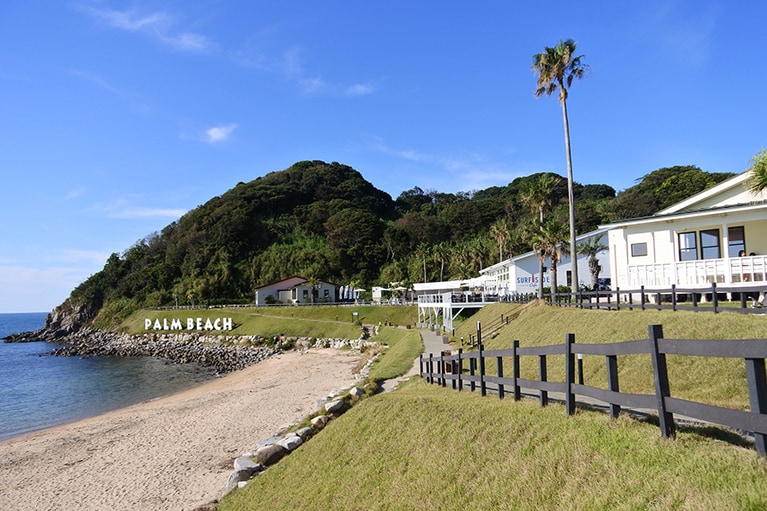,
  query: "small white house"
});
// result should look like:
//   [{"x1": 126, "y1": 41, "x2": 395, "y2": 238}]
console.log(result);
[
  {"x1": 601, "y1": 169, "x2": 767, "y2": 292},
  {"x1": 254, "y1": 276, "x2": 338, "y2": 306}
]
